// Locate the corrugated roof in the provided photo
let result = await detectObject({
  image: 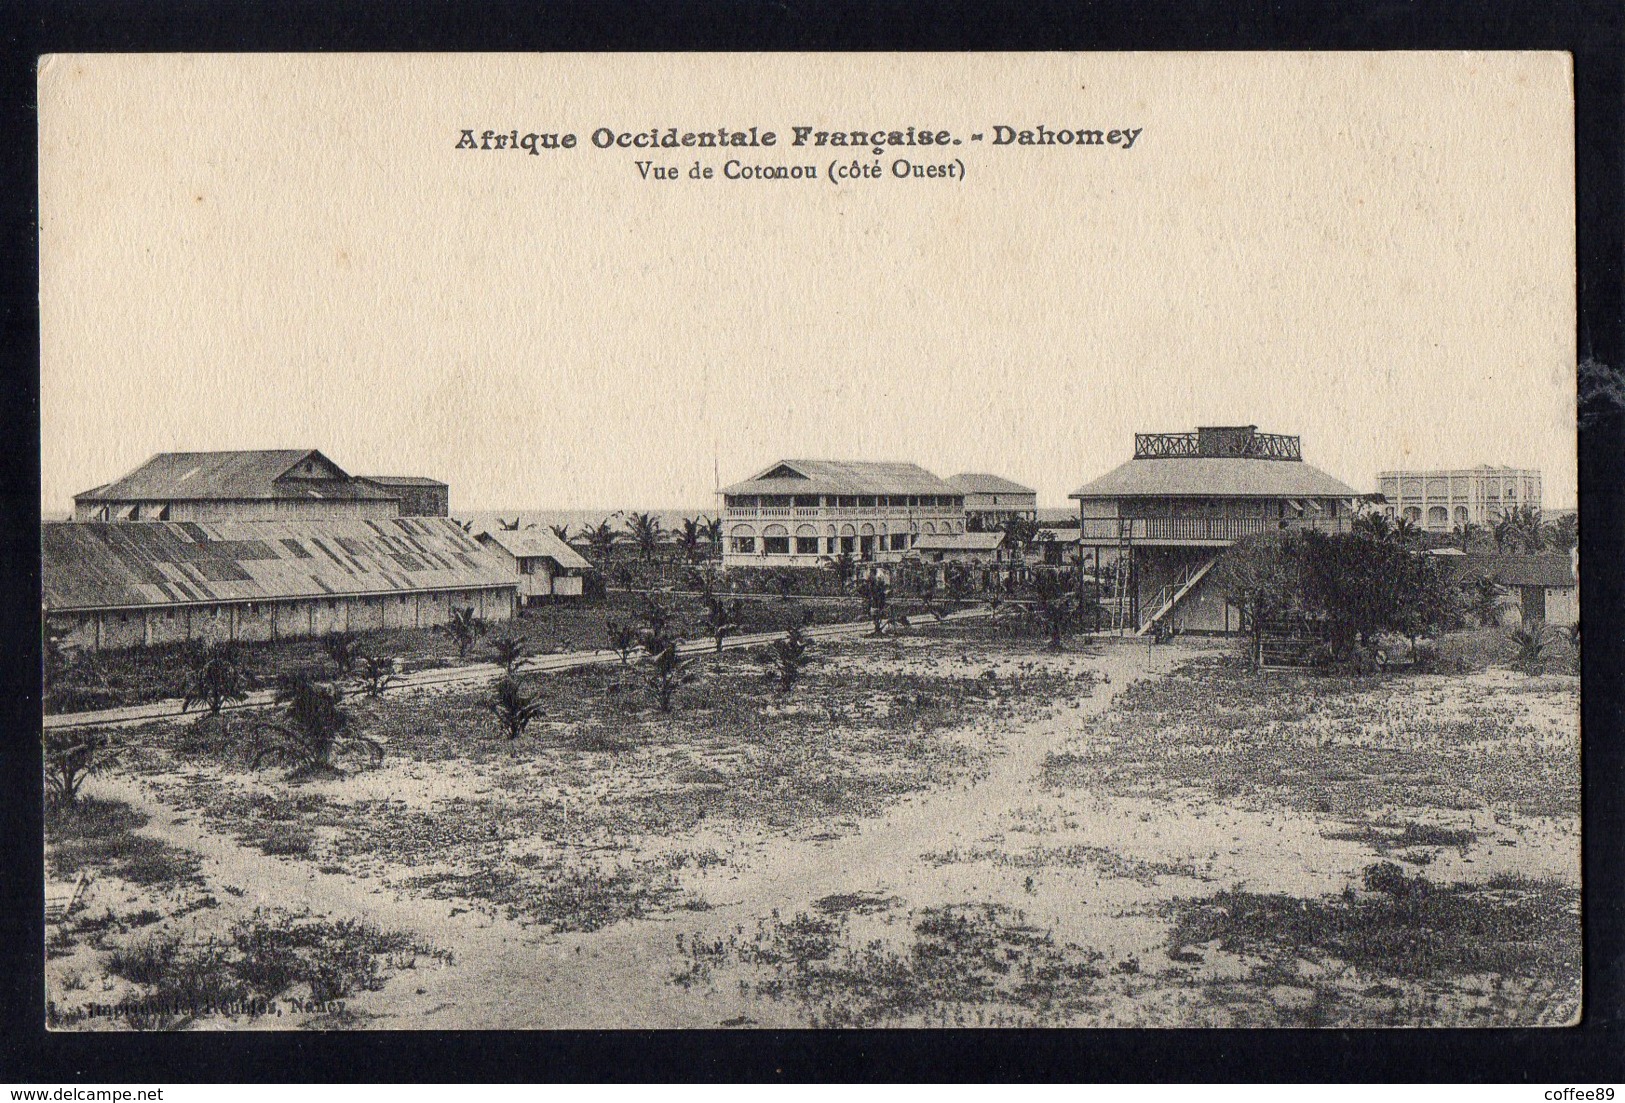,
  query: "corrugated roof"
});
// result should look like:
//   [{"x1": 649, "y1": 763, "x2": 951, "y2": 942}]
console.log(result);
[
  {"x1": 477, "y1": 528, "x2": 594, "y2": 571},
  {"x1": 912, "y1": 532, "x2": 1007, "y2": 552},
  {"x1": 1070, "y1": 458, "x2": 1359, "y2": 500},
  {"x1": 1450, "y1": 553, "x2": 1576, "y2": 589},
  {"x1": 359, "y1": 475, "x2": 448, "y2": 488},
  {"x1": 720, "y1": 460, "x2": 958, "y2": 497},
  {"x1": 75, "y1": 450, "x2": 398, "y2": 503},
  {"x1": 948, "y1": 473, "x2": 1036, "y2": 496},
  {"x1": 42, "y1": 518, "x2": 515, "y2": 612}
]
